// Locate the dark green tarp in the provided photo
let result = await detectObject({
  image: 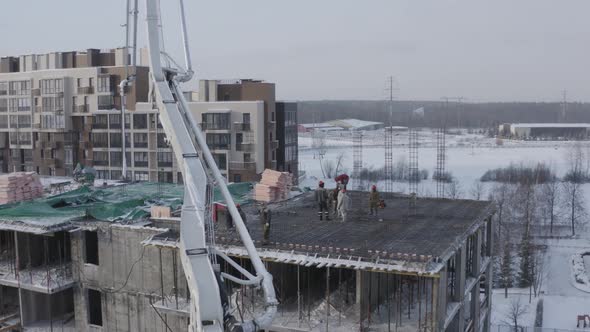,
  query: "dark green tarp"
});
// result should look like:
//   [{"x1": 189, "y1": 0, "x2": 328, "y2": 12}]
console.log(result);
[{"x1": 0, "y1": 182, "x2": 253, "y2": 226}]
